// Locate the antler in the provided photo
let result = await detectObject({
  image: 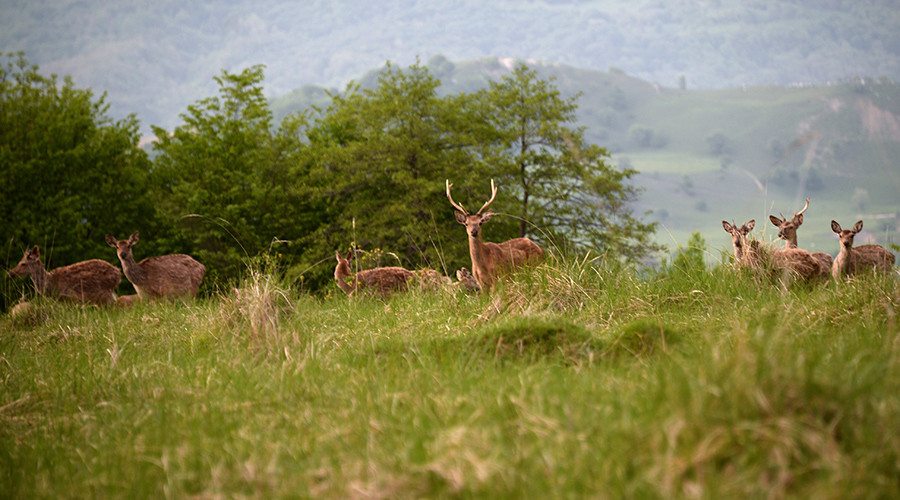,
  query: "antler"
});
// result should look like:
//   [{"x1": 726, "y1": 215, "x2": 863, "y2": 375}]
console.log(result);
[
  {"x1": 446, "y1": 179, "x2": 469, "y2": 215},
  {"x1": 446, "y1": 179, "x2": 498, "y2": 215},
  {"x1": 796, "y1": 197, "x2": 810, "y2": 217},
  {"x1": 477, "y1": 179, "x2": 498, "y2": 214}
]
